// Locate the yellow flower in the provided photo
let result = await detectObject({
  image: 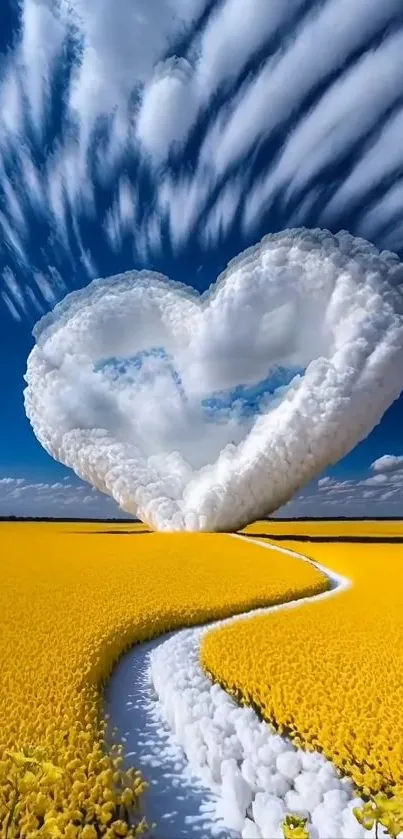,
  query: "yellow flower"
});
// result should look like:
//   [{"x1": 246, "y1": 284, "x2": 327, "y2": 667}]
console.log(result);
[
  {"x1": 109, "y1": 820, "x2": 129, "y2": 837},
  {"x1": 41, "y1": 817, "x2": 63, "y2": 838},
  {"x1": 201, "y1": 534, "x2": 403, "y2": 799},
  {"x1": 120, "y1": 788, "x2": 134, "y2": 807},
  {"x1": 379, "y1": 812, "x2": 403, "y2": 839},
  {"x1": 353, "y1": 806, "x2": 374, "y2": 831},
  {"x1": 374, "y1": 792, "x2": 403, "y2": 814},
  {"x1": 6, "y1": 750, "x2": 40, "y2": 769},
  {"x1": 64, "y1": 824, "x2": 79, "y2": 839},
  {"x1": 41, "y1": 761, "x2": 63, "y2": 785},
  {"x1": 33, "y1": 792, "x2": 49, "y2": 817},
  {"x1": 99, "y1": 801, "x2": 115, "y2": 825},
  {"x1": 282, "y1": 814, "x2": 311, "y2": 839},
  {"x1": 353, "y1": 800, "x2": 381, "y2": 832},
  {"x1": 81, "y1": 826, "x2": 98, "y2": 839},
  {"x1": 20, "y1": 770, "x2": 37, "y2": 792}
]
